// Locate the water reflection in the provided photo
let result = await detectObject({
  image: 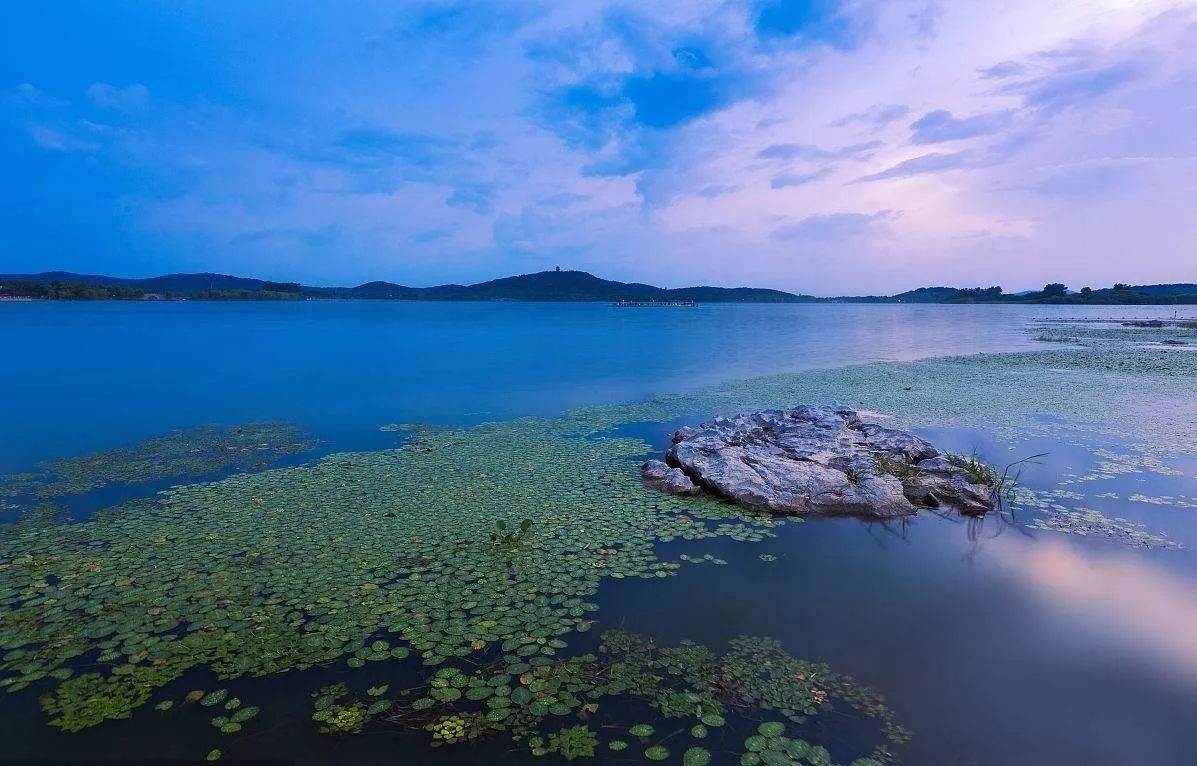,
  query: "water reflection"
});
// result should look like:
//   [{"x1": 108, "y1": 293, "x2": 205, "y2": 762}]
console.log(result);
[{"x1": 998, "y1": 537, "x2": 1197, "y2": 686}]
